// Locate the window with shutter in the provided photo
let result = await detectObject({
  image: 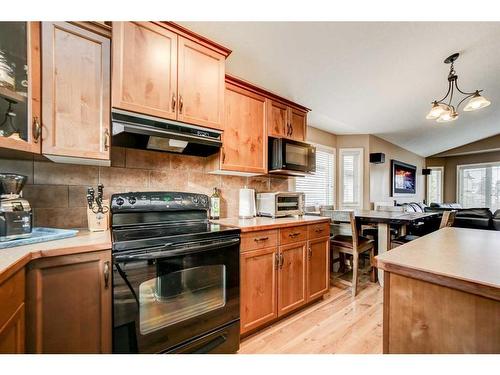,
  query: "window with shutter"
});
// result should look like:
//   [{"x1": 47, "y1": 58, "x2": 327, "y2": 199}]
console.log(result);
[
  {"x1": 457, "y1": 162, "x2": 500, "y2": 210},
  {"x1": 294, "y1": 145, "x2": 335, "y2": 208},
  {"x1": 339, "y1": 148, "x2": 363, "y2": 209},
  {"x1": 426, "y1": 166, "x2": 444, "y2": 204}
]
